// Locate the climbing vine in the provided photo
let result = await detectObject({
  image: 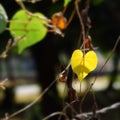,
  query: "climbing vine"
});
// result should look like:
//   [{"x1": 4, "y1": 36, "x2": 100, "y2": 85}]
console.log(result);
[{"x1": 0, "y1": 0, "x2": 120, "y2": 120}]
